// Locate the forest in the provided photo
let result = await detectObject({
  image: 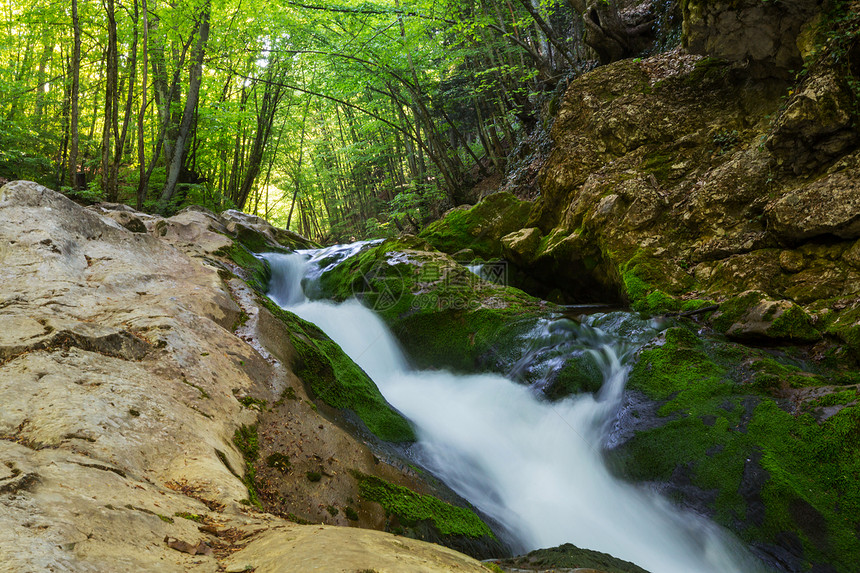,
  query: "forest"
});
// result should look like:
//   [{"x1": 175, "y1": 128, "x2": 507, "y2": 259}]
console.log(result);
[{"x1": 0, "y1": 0, "x2": 656, "y2": 241}]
